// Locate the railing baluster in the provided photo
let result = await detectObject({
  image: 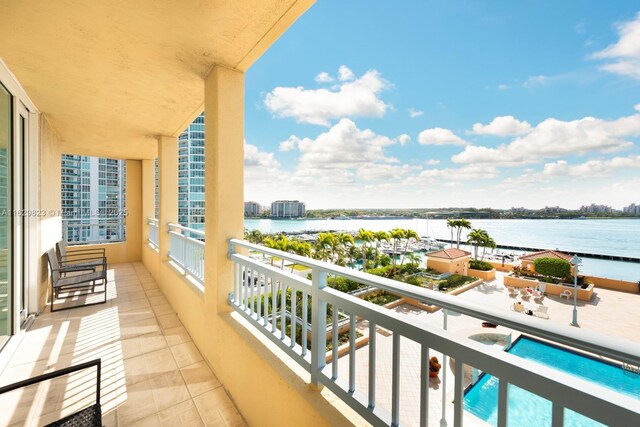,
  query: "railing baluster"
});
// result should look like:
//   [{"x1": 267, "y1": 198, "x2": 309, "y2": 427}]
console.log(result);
[
  {"x1": 551, "y1": 403, "x2": 564, "y2": 427},
  {"x1": 233, "y1": 261, "x2": 238, "y2": 305},
  {"x1": 290, "y1": 288, "x2": 297, "y2": 349},
  {"x1": 497, "y1": 378, "x2": 508, "y2": 427},
  {"x1": 420, "y1": 344, "x2": 429, "y2": 427},
  {"x1": 256, "y1": 269, "x2": 262, "y2": 321},
  {"x1": 368, "y1": 321, "x2": 376, "y2": 409},
  {"x1": 302, "y1": 291, "x2": 308, "y2": 357},
  {"x1": 250, "y1": 265, "x2": 255, "y2": 316},
  {"x1": 280, "y1": 281, "x2": 286, "y2": 340},
  {"x1": 244, "y1": 265, "x2": 249, "y2": 310},
  {"x1": 264, "y1": 274, "x2": 269, "y2": 327},
  {"x1": 272, "y1": 279, "x2": 277, "y2": 333},
  {"x1": 453, "y1": 359, "x2": 464, "y2": 427},
  {"x1": 349, "y1": 313, "x2": 356, "y2": 393},
  {"x1": 332, "y1": 305, "x2": 339, "y2": 380},
  {"x1": 391, "y1": 333, "x2": 400, "y2": 426}
]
